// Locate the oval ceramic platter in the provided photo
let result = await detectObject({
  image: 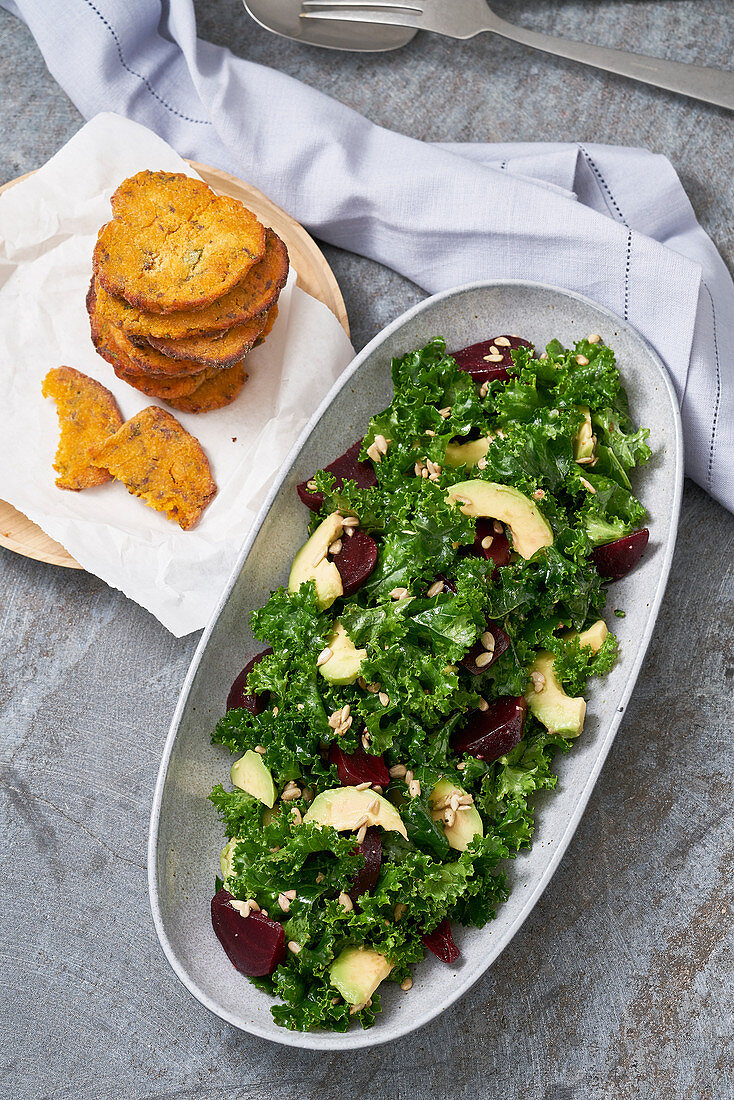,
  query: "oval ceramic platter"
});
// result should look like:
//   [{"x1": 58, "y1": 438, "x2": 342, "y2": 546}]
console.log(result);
[{"x1": 149, "y1": 281, "x2": 683, "y2": 1051}]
